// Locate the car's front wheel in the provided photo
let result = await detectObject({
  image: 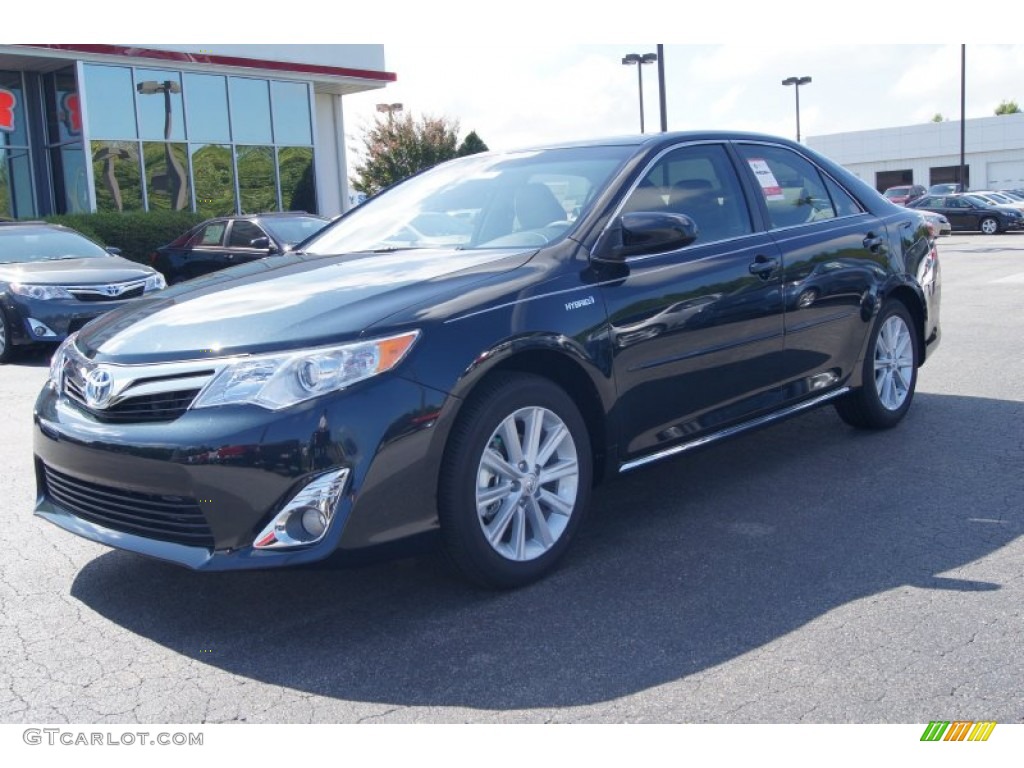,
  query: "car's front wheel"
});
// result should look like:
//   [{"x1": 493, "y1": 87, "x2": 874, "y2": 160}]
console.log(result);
[
  {"x1": 835, "y1": 300, "x2": 919, "y2": 429},
  {"x1": 979, "y1": 216, "x2": 1000, "y2": 235},
  {"x1": 0, "y1": 307, "x2": 15, "y2": 364},
  {"x1": 439, "y1": 372, "x2": 592, "y2": 588}
]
